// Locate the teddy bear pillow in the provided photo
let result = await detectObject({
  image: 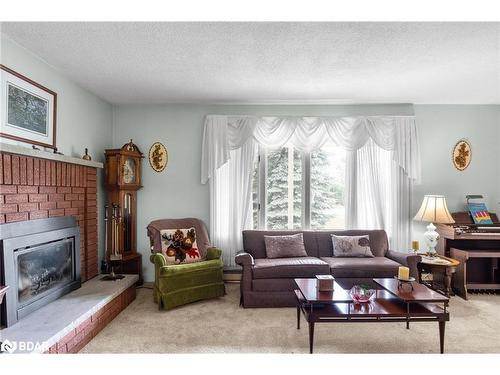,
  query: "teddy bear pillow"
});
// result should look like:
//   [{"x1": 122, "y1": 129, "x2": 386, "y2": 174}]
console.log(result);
[{"x1": 160, "y1": 227, "x2": 202, "y2": 264}]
